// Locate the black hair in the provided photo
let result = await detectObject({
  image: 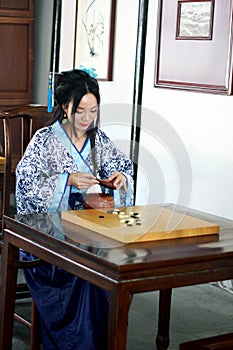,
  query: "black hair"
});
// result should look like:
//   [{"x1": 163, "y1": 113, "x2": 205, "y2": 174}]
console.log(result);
[{"x1": 50, "y1": 69, "x2": 100, "y2": 175}]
